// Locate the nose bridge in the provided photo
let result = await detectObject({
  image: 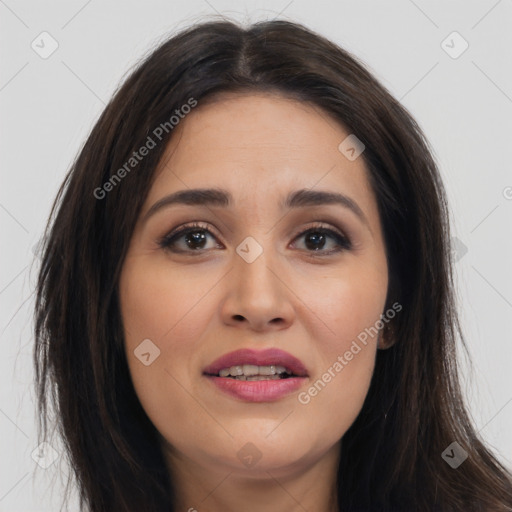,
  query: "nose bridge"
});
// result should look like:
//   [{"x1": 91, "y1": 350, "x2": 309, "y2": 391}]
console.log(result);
[
  {"x1": 221, "y1": 232, "x2": 294, "y2": 330},
  {"x1": 234, "y1": 233, "x2": 281, "y2": 301}
]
